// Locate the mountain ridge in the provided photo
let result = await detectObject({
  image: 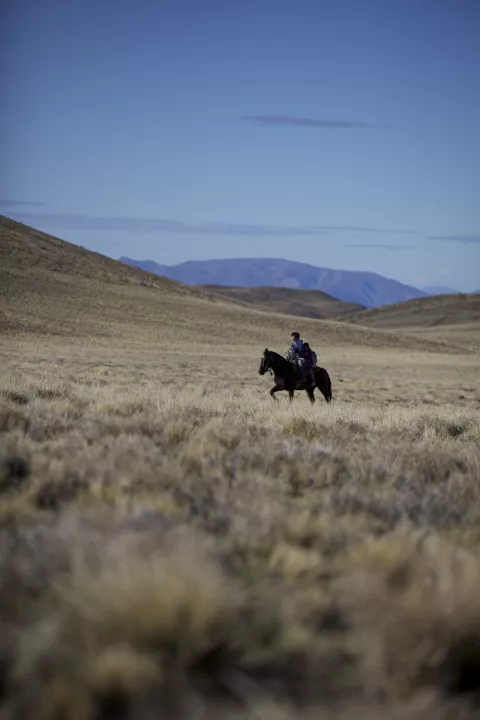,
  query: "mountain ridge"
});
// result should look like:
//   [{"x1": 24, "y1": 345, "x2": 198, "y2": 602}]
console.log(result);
[{"x1": 119, "y1": 256, "x2": 427, "y2": 309}]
